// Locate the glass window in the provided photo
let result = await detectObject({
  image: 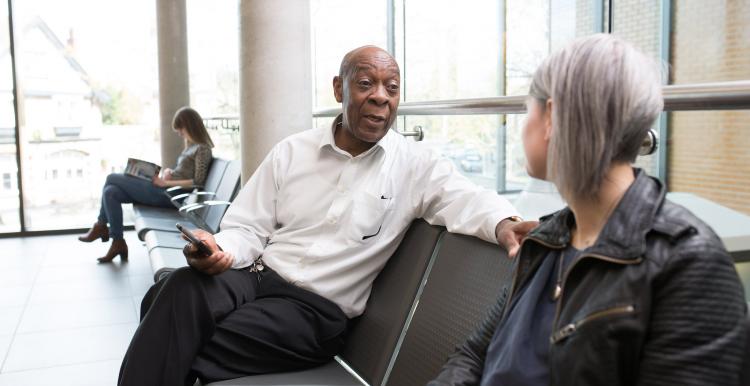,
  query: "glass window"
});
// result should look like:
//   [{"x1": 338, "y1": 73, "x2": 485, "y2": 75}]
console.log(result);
[
  {"x1": 667, "y1": 0, "x2": 750, "y2": 216},
  {"x1": 0, "y1": 0, "x2": 20, "y2": 232},
  {"x1": 307, "y1": 0, "x2": 746, "y2": 224},
  {"x1": 311, "y1": 0, "x2": 387, "y2": 126},
  {"x1": 14, "y1": 0, "x2": 159, "y2": 231},
  {"x1": 610, "y1": 0, "x2": 666, "y2": 178},
  {"x1": 187, "y1": 0, "x2": 240, "y2": 161},
  {"x1": 397, "y1": 0, "x2": 503, "y2": 101}
]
